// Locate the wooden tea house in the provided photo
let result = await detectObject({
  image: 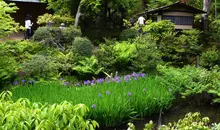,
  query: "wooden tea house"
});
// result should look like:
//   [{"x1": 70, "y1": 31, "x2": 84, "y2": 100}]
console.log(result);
[{"x1": 140, "y1": 1, "x2": 206, "y2": 30}]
